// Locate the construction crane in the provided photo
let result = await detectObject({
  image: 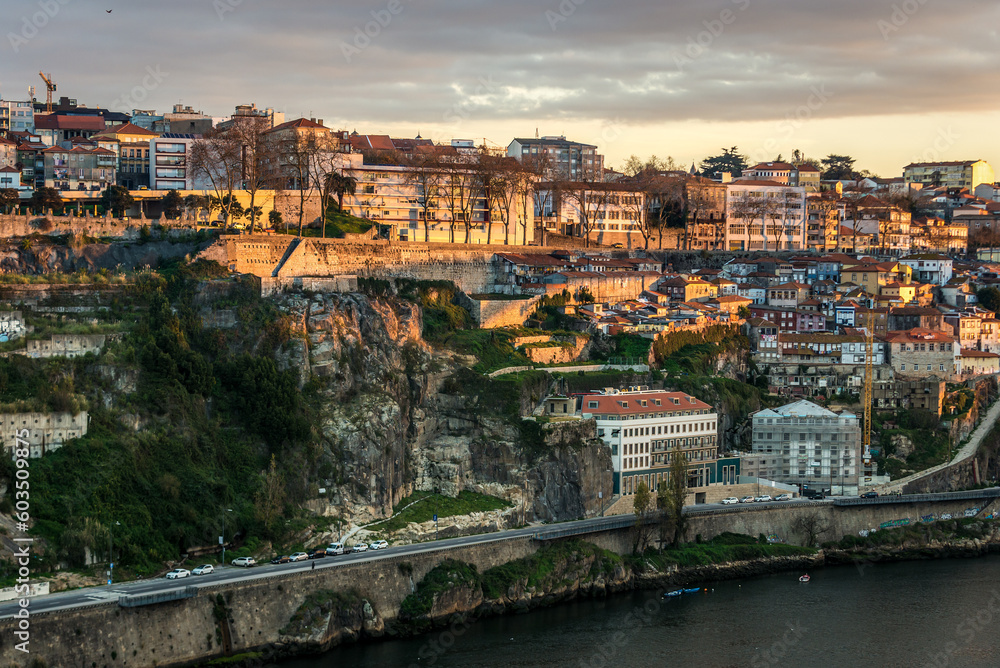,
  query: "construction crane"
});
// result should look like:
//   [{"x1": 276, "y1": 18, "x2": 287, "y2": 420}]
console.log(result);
[
  {"x1": 38, "y1": 72, "x2": 56, "y2": 112},
  {"x1": 862, "y1": 309, "x2": 875, "y2": 482}
]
